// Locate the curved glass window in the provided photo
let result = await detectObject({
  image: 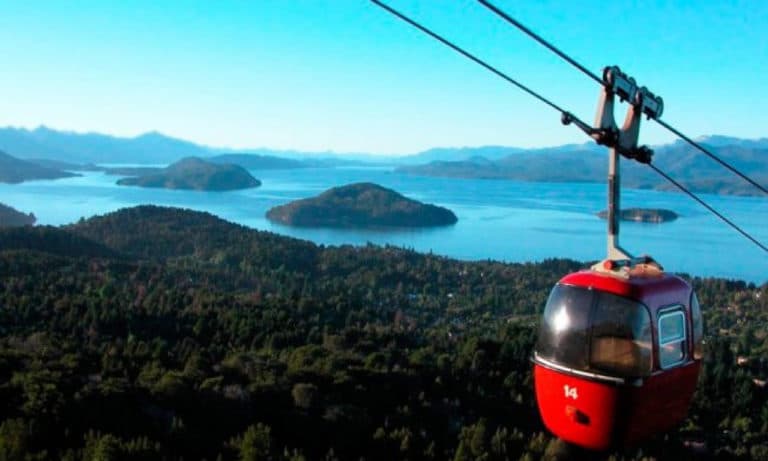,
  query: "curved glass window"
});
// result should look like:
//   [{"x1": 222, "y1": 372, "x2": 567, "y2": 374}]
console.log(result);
[
  {"x1": 536, "y1": 284, "x2": 652, "y2": 378},
  {"x1": 658, "y1": 310, "x2": 686, "y2": 368},
  {"x1": 589, "y1": 294, "x2": 652, "y2": 376},
  {"x1": 536, "y1": 284, "x2": 593, "y2": 370}
]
